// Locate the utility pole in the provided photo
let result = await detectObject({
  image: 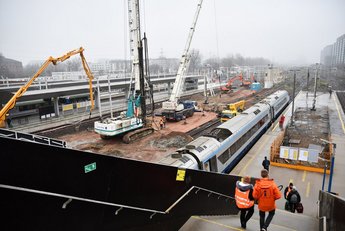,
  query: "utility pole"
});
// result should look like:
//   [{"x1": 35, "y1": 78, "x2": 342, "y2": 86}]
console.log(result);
[
  {"x1": 311, "y1": 63, "x2": 319, "y2": 111},
  {"x1": 290, "y1": 70, "x2": 296, "y2": 127},
  {"x1": 97, "y1": 77, "x2": 102, "y2": 119},
  {"x1": 107, "y1": 75, "x2": 113, "y2": 118},
  {"x1": 306, "y1": 68, "x2": 309, "y2": 98}
]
